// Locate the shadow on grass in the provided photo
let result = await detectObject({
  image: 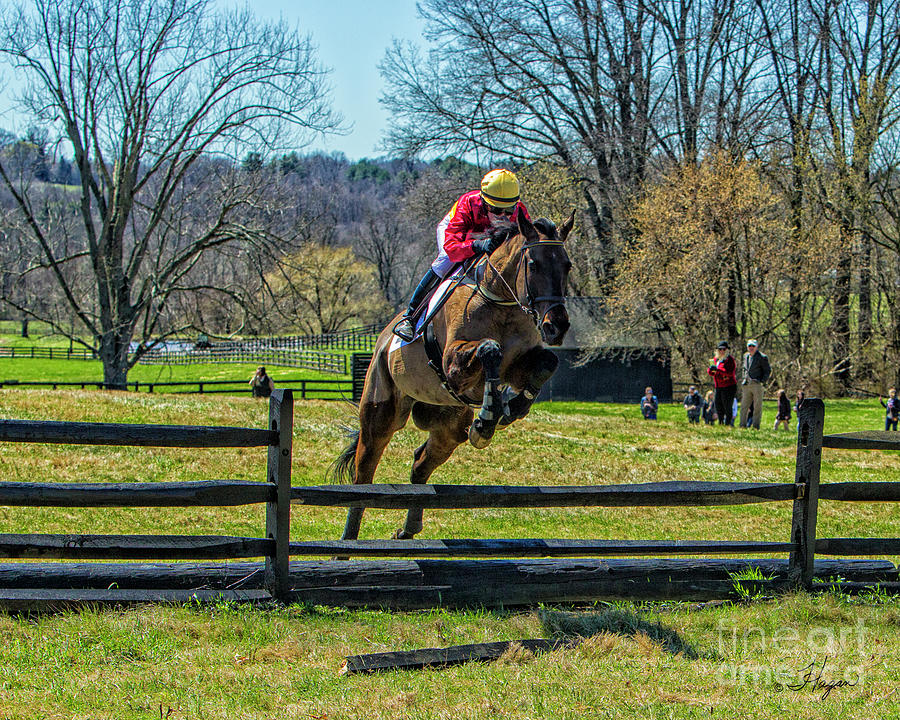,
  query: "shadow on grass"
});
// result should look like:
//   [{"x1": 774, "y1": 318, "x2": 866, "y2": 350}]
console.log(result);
[{"x1": 539, "y1": 607, "x2": 701, "y2": 659}]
